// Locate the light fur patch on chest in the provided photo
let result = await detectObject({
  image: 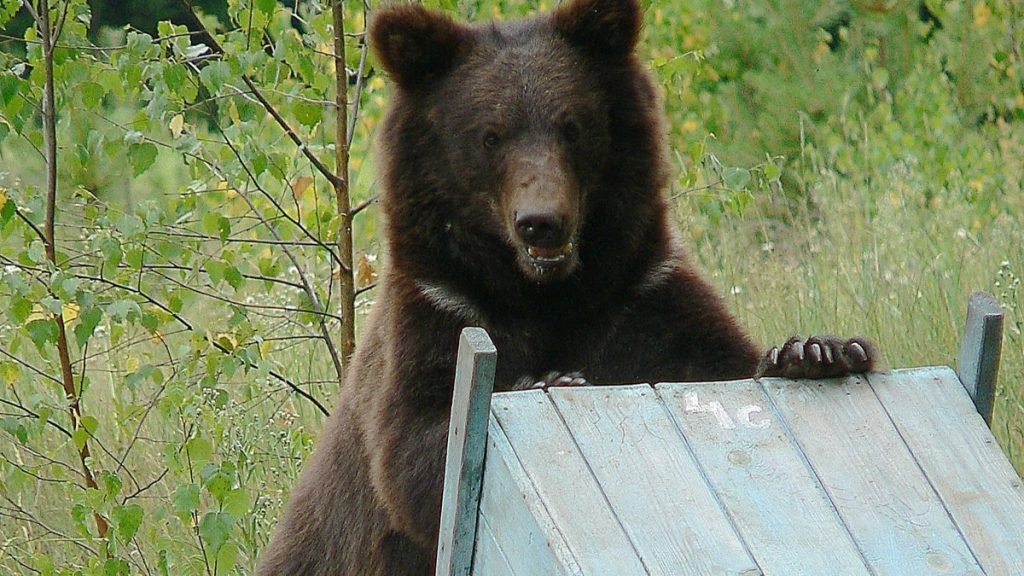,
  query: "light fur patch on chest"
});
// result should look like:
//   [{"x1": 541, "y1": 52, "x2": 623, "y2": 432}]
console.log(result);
[{"x1": 415, "y1": 280, "x2": 486, "y2": 324}]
